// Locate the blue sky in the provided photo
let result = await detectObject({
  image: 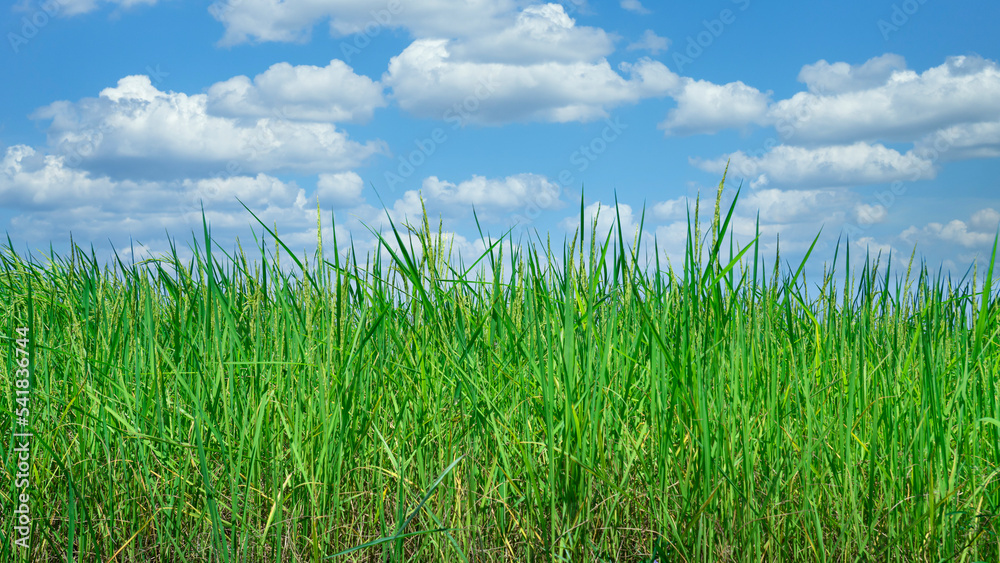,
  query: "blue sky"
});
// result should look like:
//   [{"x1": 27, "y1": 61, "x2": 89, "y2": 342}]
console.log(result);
[{"x1": 2, "y1": 0, "x2": 999, "y2": 280}]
